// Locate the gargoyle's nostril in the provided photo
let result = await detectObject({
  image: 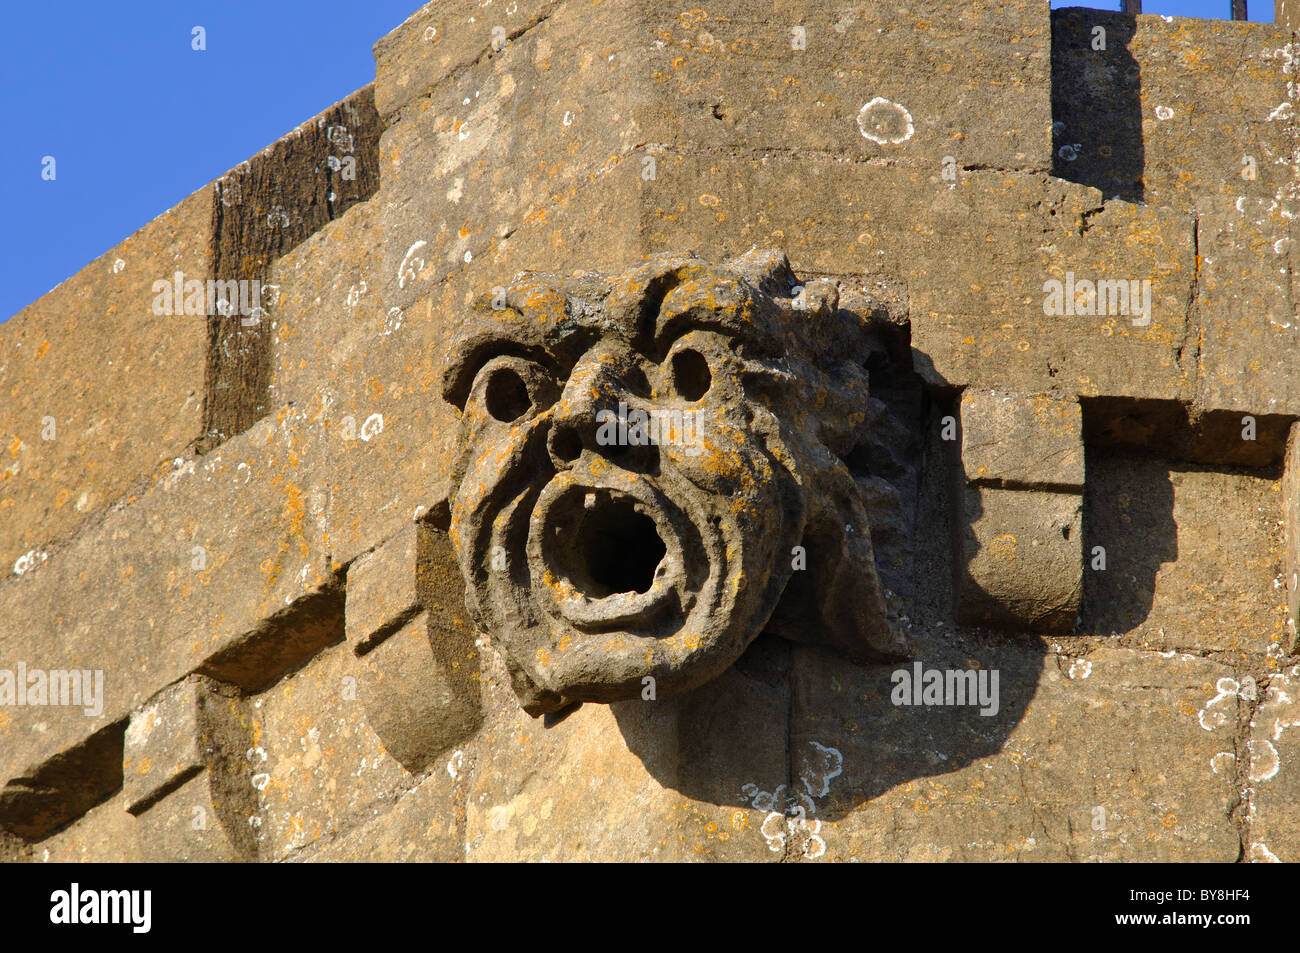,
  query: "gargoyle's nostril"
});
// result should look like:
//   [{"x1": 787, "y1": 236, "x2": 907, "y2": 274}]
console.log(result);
[
  {"x1": 551, "y1": 425, "x2": 583, "y2": 464},
  {"x1": 623, "y1": 365, "x2": 651, "y2": 398}
]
